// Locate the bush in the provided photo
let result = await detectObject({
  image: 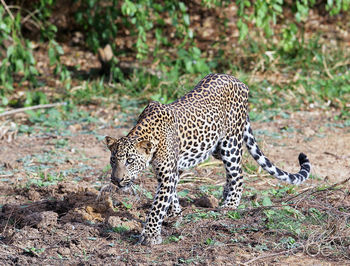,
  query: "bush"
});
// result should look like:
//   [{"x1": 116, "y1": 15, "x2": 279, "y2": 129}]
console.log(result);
[{"x1": 0, "y1": 0, "x2": 349, "y2": 107}]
